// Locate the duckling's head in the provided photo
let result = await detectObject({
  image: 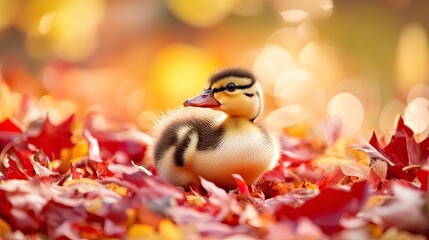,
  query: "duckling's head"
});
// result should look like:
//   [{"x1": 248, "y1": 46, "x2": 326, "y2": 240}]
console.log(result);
[{"x1": 184, "y1": 68, "x2": 264, "y2": 121}]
